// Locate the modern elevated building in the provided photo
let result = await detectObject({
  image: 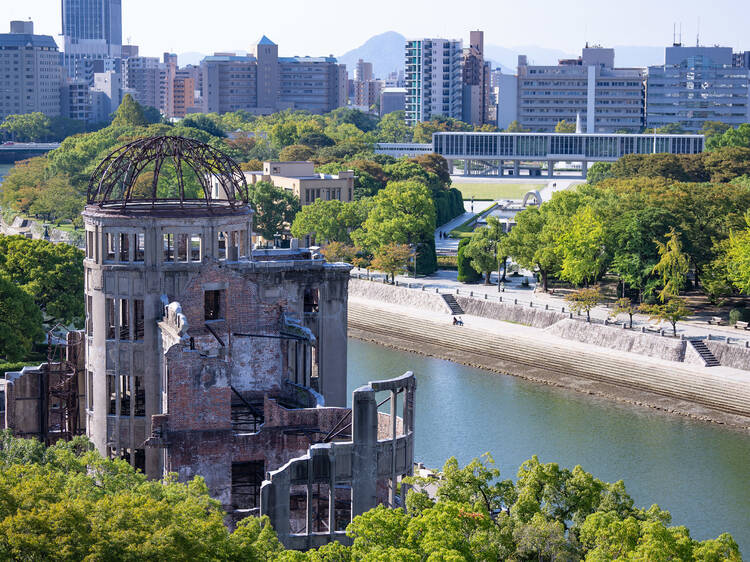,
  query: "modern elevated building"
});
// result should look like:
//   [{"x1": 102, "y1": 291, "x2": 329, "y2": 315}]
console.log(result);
[
  {"x1": 646, "y1": 45, "x2": 750, "y2": 132},
  {"x1": 0, "y1": 21, "x2": 63, "y2": 121},
  {"x1": 517, "y1": 47, "x2": 644, "y2": 133},
  {"x1": 404, "y1": 37, "x2": 463, "y2": 125},
  {"x1": 4, "y1": 136, "x2": 415, "y2": 548},
  {"x1": 431, "y1": 131, "x2": 704, "y2": 177}
]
